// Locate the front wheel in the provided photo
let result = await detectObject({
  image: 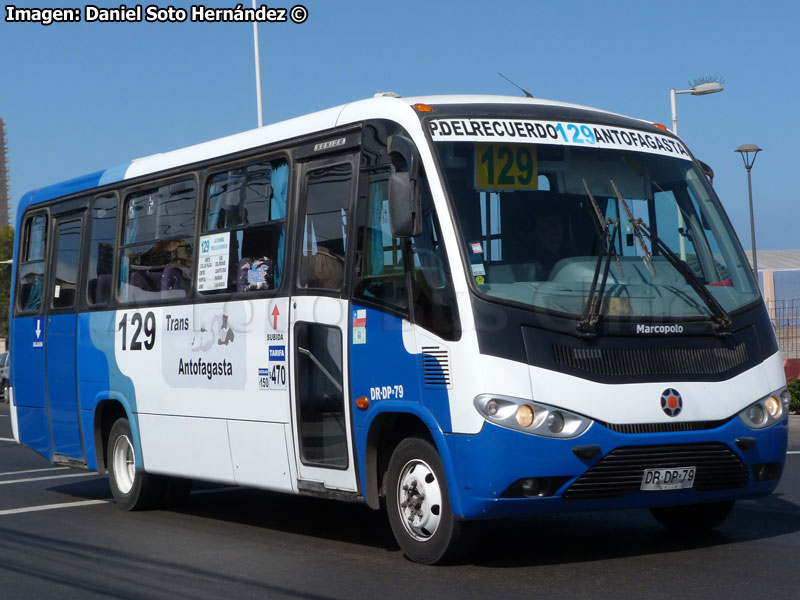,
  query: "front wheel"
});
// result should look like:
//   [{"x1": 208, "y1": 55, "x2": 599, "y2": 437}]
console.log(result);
[
  {"x1": 107, "y1": 418, "x2": 164, "y2": 510},
  {"x1": 385, "y1": 437, "x2": 468, "y2": 564},
  {"x1": 649, "y1": 500, "x2": 735, "y2": 532}
]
